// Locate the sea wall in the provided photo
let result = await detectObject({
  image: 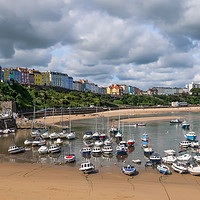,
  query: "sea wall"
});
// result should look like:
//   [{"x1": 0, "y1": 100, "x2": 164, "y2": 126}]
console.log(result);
[{"x1": 0, "y1": 117, "x2": 16, "y2": 130}]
